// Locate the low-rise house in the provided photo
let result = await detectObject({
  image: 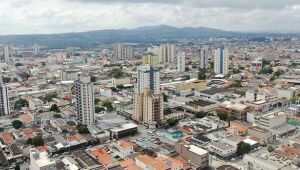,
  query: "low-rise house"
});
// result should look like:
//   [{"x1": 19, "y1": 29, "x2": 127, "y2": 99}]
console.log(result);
[{"x1": 209, "y1": 141, "x2": 236, "y2": 159}]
